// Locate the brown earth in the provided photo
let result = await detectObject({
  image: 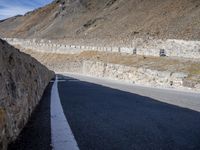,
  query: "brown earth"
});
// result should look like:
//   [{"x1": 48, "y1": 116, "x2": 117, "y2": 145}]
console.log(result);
[{"x1": 0, "y1": 0, "x2": 200, "y2": 42}]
